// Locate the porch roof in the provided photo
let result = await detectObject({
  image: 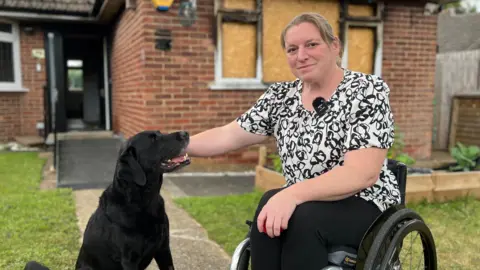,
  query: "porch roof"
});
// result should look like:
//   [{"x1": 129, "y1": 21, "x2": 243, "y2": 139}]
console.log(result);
[{"x1": 0, "y1": 0, "x2": 99, "y2": 16}]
